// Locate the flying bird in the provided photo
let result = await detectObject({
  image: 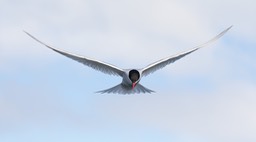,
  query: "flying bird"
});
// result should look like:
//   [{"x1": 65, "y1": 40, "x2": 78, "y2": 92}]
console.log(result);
[{"x1": 24, "y1": 26, "x2": 232, "y2": 94}]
